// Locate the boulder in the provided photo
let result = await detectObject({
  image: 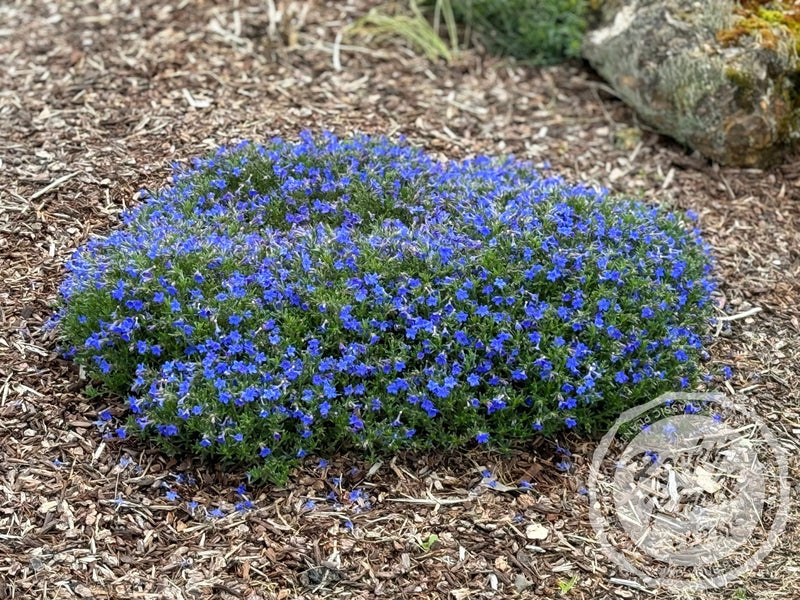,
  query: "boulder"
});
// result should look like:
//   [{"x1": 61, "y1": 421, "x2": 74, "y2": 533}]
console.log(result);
[{"x1": 582, "y1": 0, "x2": 800, "y2": 167}]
